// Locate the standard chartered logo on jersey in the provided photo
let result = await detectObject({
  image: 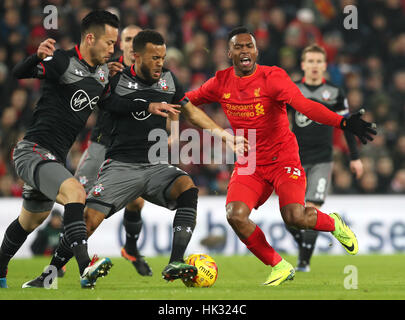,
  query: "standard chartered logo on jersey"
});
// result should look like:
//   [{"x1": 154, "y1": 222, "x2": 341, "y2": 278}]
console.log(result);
[{"x1": 148, "y1": 121, "x2": 257, "y2": 175}]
